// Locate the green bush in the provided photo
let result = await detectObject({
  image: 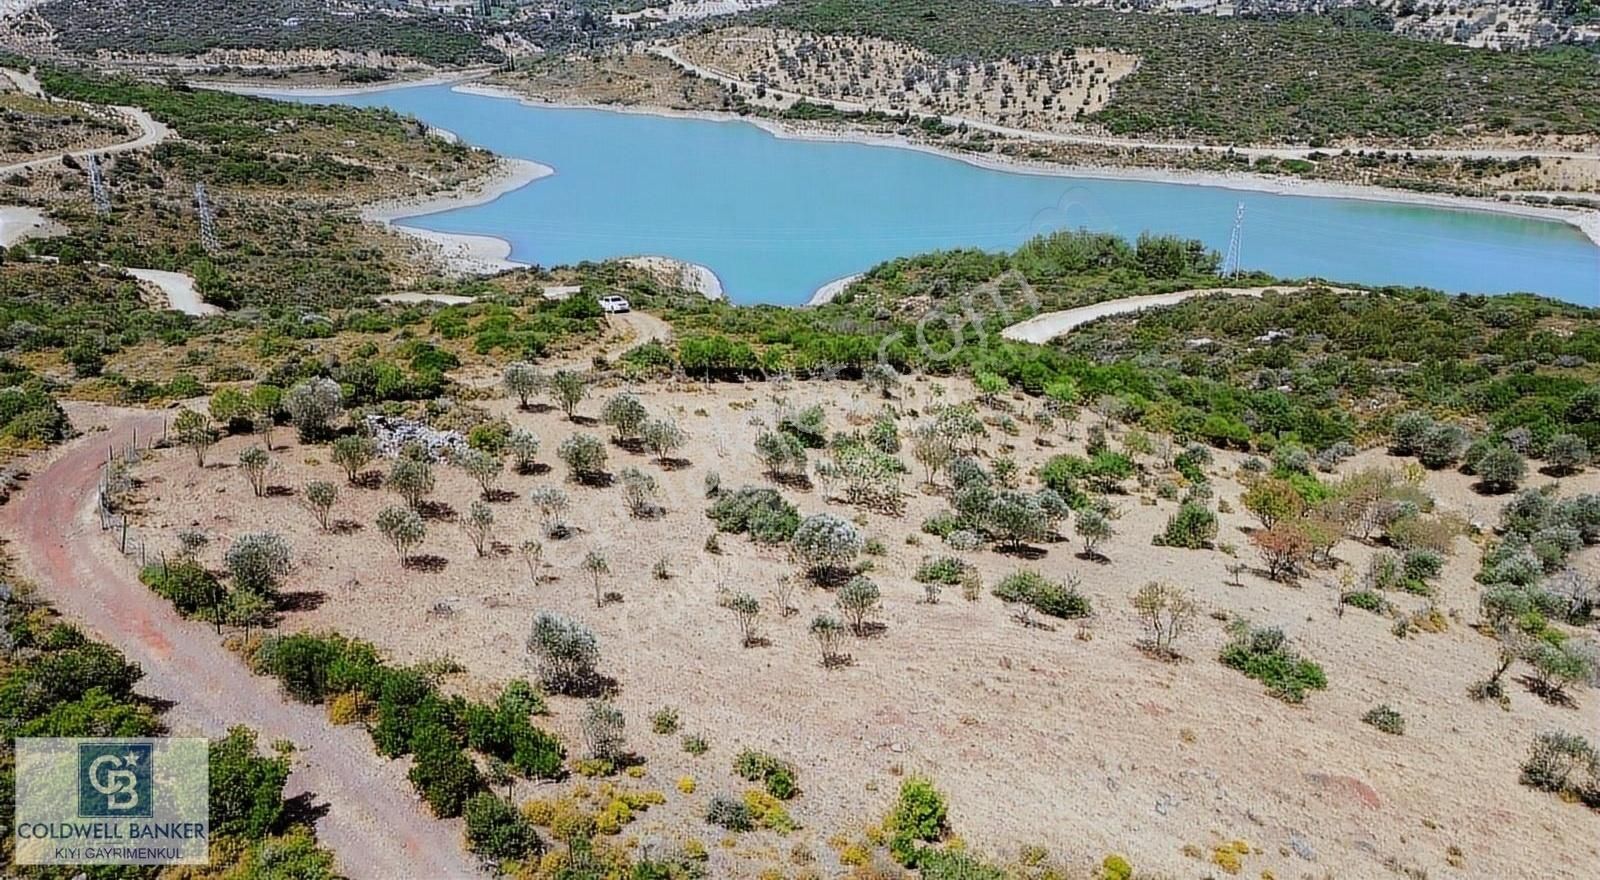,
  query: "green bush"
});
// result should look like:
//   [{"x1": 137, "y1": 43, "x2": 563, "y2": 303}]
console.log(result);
[
  {"x1": 707, "y1": 486, "x2": 800, "y2": 544},
  {"x1": 464, "y1": 792, "x2": 542, "y2": 860},
  {"x1": 733, "y1": 749, "x2": 799, "y2": 800},
  {"x1": 140, "y1": 559, "x2": 223, "y2": 618},
  {"x1": 993, "y1": 570, "x2": 1091, "y2": 619},
  {"x1": 1159, "y1": 502, "x2": 1218, "y2": 549},
  {"x1": 1219, "y1": 622, "x2": 1328, "y2": 703},
  {"x1": 1362, "y1": 704, "x2": 1405, "y2": 735},
  {"x1": 885, "y1": 776, "x2": 948, "y2": 866},
  {"x1": 407, "y1": 721, "x2": 482, "y2": 818}
]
